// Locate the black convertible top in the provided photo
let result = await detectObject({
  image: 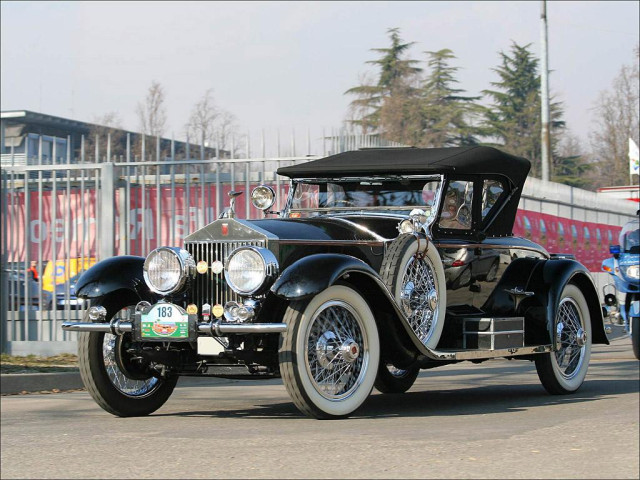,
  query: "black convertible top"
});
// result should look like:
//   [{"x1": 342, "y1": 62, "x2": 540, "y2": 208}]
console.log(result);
[{"x1": 278, "y1": 146, "x2": 531, "y2": 189}]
